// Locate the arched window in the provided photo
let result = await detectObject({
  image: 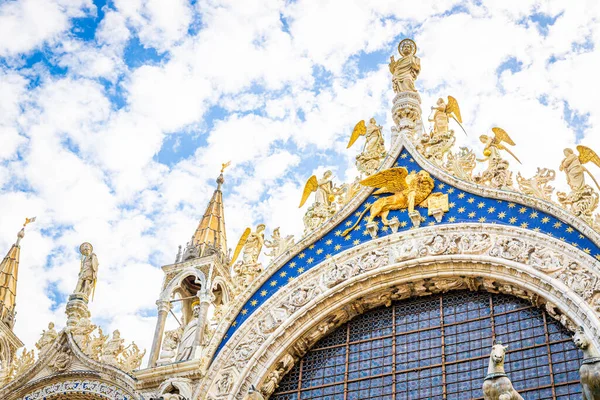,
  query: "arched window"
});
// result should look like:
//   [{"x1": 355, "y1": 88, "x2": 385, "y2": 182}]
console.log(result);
[{"x1": 272, "y1": 291, "x2": 582, "y2": 399}]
